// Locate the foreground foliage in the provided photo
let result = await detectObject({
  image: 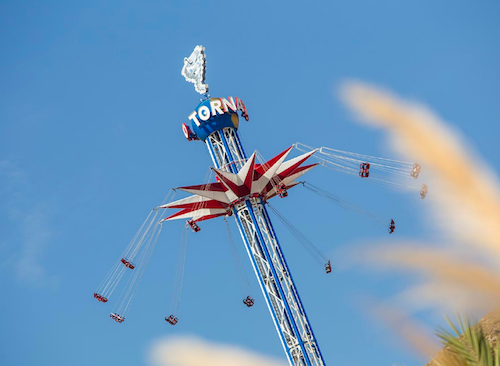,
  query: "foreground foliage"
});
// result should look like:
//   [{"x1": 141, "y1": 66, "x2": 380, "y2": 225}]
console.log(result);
[{"x1": 434, "y1": 316, "x2": 500, "y2": 366}]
